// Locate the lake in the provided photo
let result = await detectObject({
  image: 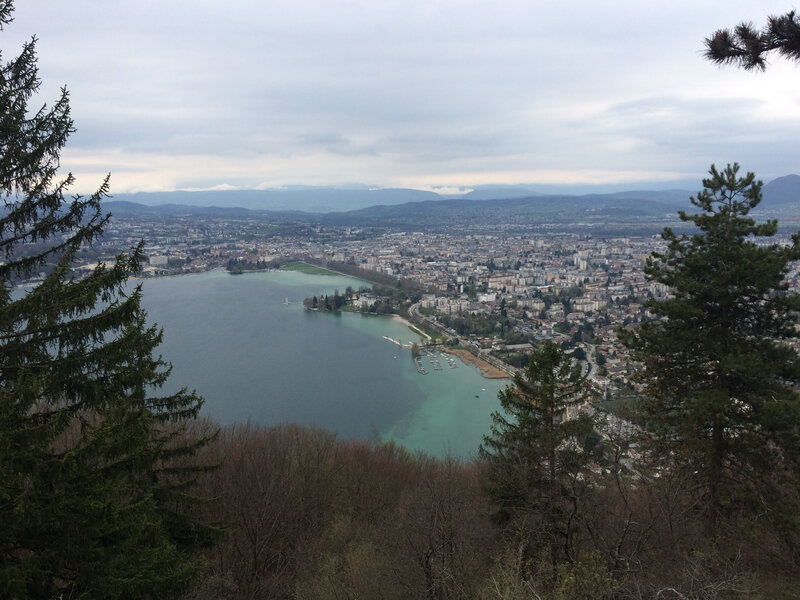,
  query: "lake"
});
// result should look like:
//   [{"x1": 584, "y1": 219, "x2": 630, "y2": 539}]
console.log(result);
[{"x1": 139, "y1": 269, "x2": 507, "y2": 458}]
